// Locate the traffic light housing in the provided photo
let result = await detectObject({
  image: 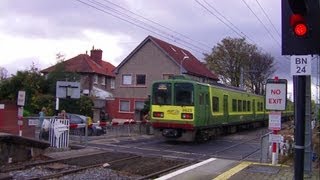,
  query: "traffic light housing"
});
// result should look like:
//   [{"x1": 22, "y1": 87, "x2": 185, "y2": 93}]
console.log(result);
[{"x1": 282, "y1": 0, "x2": 320, "y2": 55}]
